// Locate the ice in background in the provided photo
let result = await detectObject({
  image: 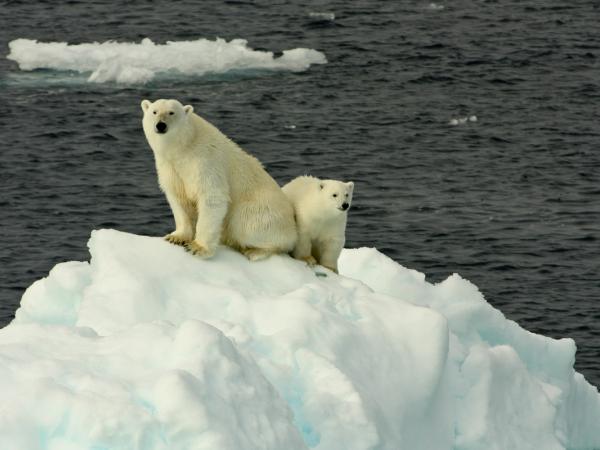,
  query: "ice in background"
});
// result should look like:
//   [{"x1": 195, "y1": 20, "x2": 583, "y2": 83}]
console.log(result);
[
  {"x1": 7, "y1": 38, "x2": 327, "y2": 84},
  {"x1": 1, "y1": 229, "x2": 599, "y2": 450}
]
